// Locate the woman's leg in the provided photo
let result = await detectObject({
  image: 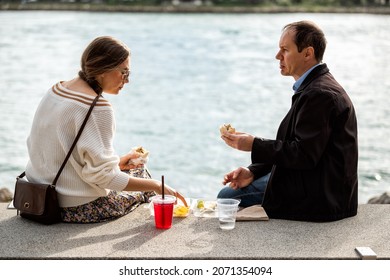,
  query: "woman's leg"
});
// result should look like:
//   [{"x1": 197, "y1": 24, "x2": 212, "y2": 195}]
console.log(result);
[
  {"x1": 61, "y1": 167, "x2": 156, "y2": 223},
  {"x1": 217, "y1": 173, "x2": 270, "y2": 207}
]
